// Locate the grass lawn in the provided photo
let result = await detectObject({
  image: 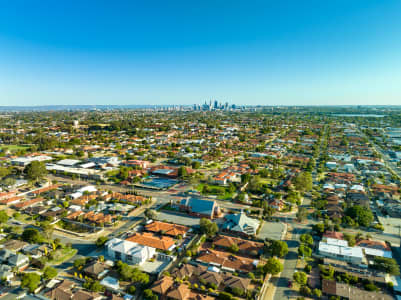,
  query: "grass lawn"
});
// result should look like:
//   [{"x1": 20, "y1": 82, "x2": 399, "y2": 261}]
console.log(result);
[
  {"x1": 49, "y1": 247, "x2": 78, "y2": 265},
  {"x1": 0, "y1": 144, "x2": 30, "y2": 152},
  {"x1": 218, "y1": 191, "x2": 235, "y2": 200},
  {"x1": 259, "y1": 178, "x2": 278, "y2": 185},
  {"x1": 206, "y1": 162, "x2": 223, "y2": 170}
]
